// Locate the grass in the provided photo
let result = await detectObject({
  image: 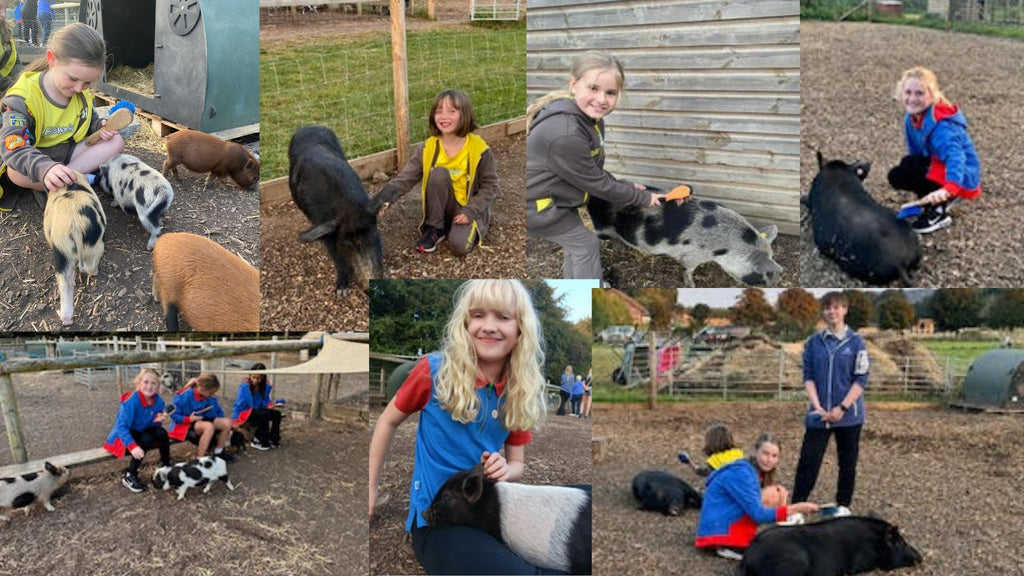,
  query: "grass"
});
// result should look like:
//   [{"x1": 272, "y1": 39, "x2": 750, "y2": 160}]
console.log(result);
[
  {"x1": 801, "y1": 7, "x2": 1024, "y2": 40},
  {"x1": 259, "y1": 26, "x2": 526, "y2": 181},
  {"x1": 917, "y1": 339, "x2": 1004, "y2": 375}
]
